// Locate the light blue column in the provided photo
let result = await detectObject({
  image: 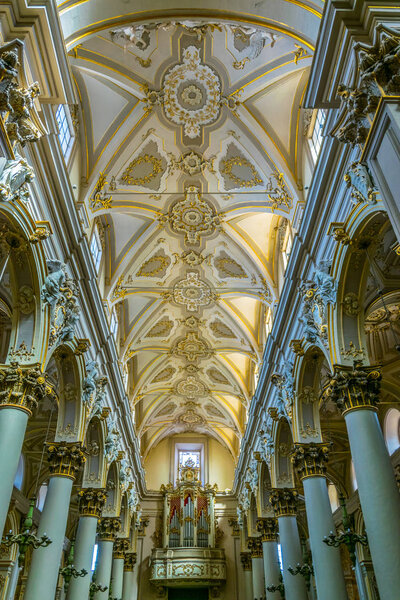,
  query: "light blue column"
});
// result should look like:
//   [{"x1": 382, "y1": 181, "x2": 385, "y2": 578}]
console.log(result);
[
  {"x1": 66, "y1": 515, "x2": 97, "y2": 600},
  {"x1": 345, "y1": 408, "x2": 400, "y2": 600},
  {"x1": 24, "y1": 475, "x2": 73, "y2": 600},
  {"x1": 0, "y1": 408, "x2": 29, "y2": 537},
  {"x1": 278, "y1": 515, "x2": 308, "y2": 600},
  {"x1": 94, "y1": 540, "x2": 113, "y2": 600},
  {"x1": 303, "y1": 476, "x2": 348, "y2": 600},
  {"x1": 111, "y1": 557, "x2": 124, "y2": 599},
  {"x1": 252, "y1": 556, "x2": 265, "y2": 599},
  {"x1": 262, "y1": 541, "x2": 281, "y2": 599}
]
